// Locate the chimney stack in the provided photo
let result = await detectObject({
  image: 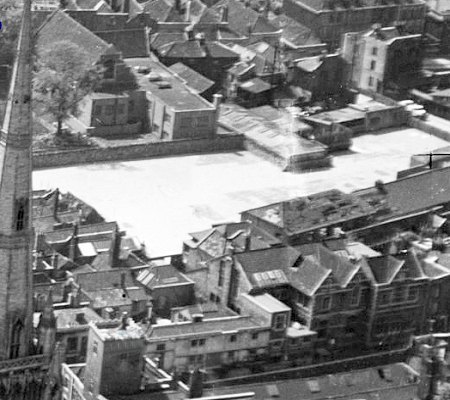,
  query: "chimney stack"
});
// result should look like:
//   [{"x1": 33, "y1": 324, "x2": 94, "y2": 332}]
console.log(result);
[
  {"x1": 213, "y1": 93, "x2": 223, "y2": 109},
  {"x1": 121, "y1": 312, "x2": 129, "y2": 330},
  {"x1": 221, "y1": 5, "x2": 228, "y2": 22},
  {"x1": 189, "y1": 368, "x2": 204, "y2": 398},
  {"x1": 185, "y1": 26, "x2": 195, "y2": 41}
]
